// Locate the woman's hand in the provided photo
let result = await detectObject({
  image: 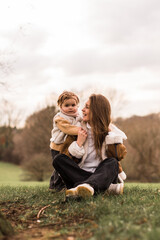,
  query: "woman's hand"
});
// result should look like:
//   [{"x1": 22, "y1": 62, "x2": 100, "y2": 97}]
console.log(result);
[{"x1": 77, "y1": 128, "x2": 87, "y2": 147}]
